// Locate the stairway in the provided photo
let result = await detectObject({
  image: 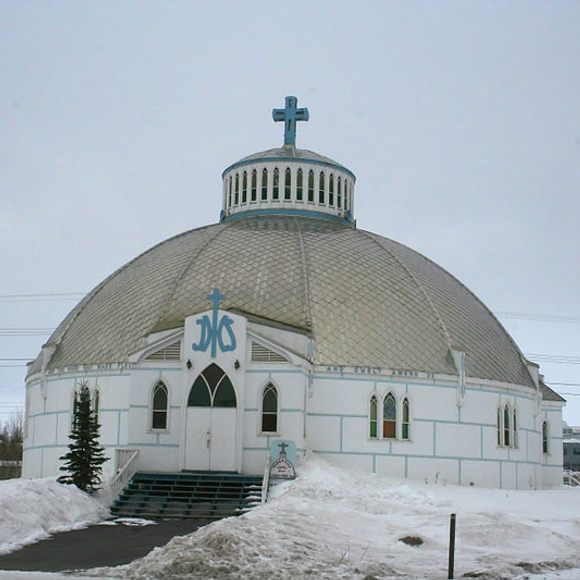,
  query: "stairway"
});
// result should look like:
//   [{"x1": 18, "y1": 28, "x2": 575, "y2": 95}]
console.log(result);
[{"x1": 110, "y1": 472, "x2": 263, "y2": 520}]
